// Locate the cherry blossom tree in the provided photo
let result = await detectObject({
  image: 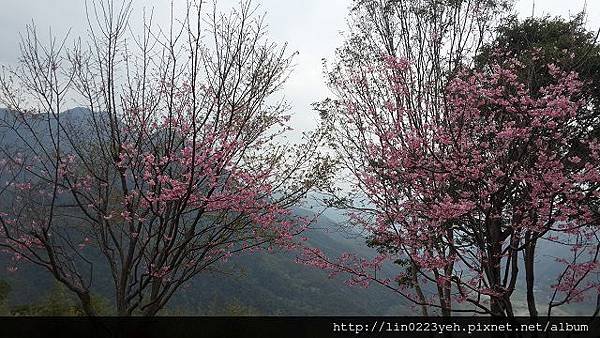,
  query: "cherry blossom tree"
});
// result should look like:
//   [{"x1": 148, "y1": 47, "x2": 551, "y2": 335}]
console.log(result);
[
  {"x1": 475, "y1": 14, "x2": 600, "y2": 317},
  {"x1": 0, "y1": 0, "x2": 324, "y2": 316},
  {"x1": 302, "y1": 0, "x2": 600, "y2": 317},
  {"x1": 304, "y1": 51, "x2": 600, "y2": 317}
]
